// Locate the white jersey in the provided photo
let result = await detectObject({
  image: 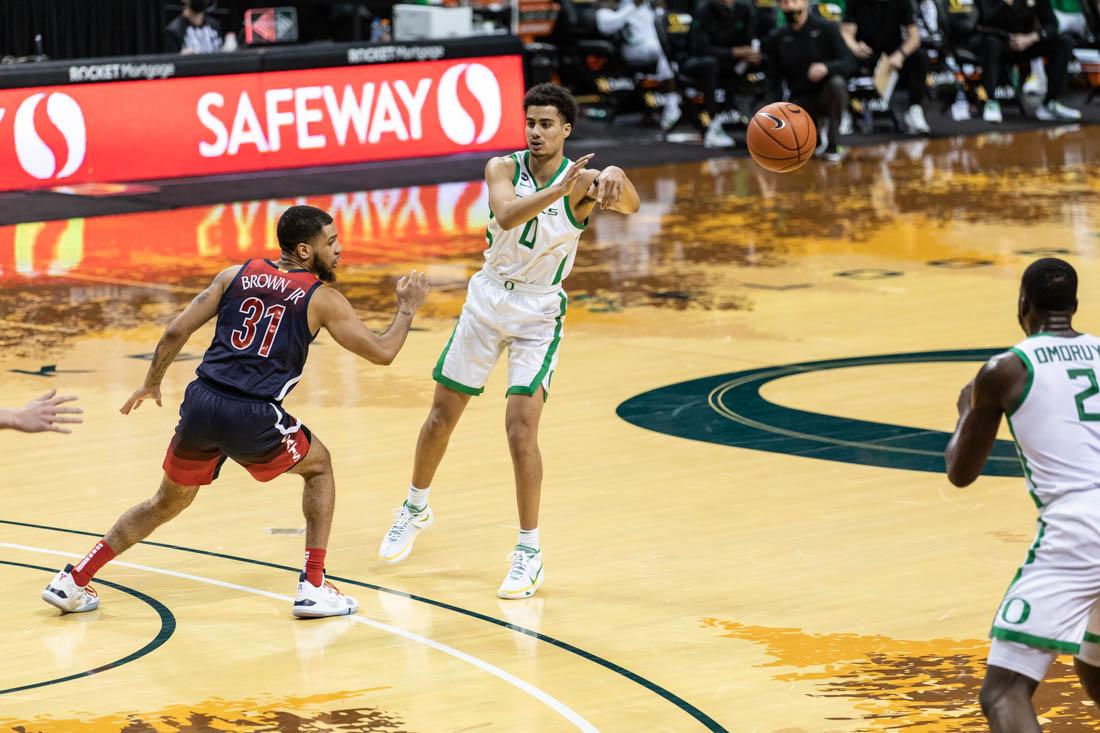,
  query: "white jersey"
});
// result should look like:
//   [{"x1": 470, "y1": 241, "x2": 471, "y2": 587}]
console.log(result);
[
  {"x1": 483, "y1": 150, "x2": 587, "y2": 287},
  {"x1": 1007, "y1": 333, "x2": 1100, "y2": 506}
]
